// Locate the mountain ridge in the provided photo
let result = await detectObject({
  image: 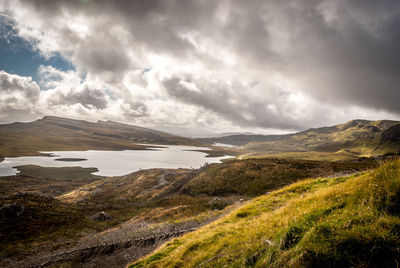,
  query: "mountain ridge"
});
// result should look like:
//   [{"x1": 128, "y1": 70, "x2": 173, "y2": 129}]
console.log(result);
[
  {"x1": 1, "y1": 116, "x2": 399, "y2": 160},
  {"x1": 241, "y1": 119, "x2": 400, "y2": 159},
  {"x1": 0, "y1": 116, "x2": 205, "y2": 158},
  {"x1": 201, "y1": 119, "x2": 399, "y2": 146}
]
